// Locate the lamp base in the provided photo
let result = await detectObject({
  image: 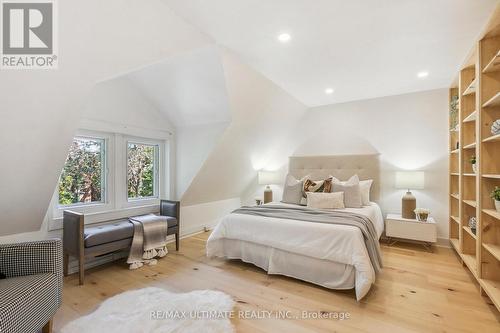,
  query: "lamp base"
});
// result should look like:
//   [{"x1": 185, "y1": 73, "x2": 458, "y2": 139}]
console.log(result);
[
  {"x1": 264, "y1": 186, "x2": 273, "y2": 204},
  {"x1": 402, "y1": 191, "x2": 416, "y2": 219}
]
